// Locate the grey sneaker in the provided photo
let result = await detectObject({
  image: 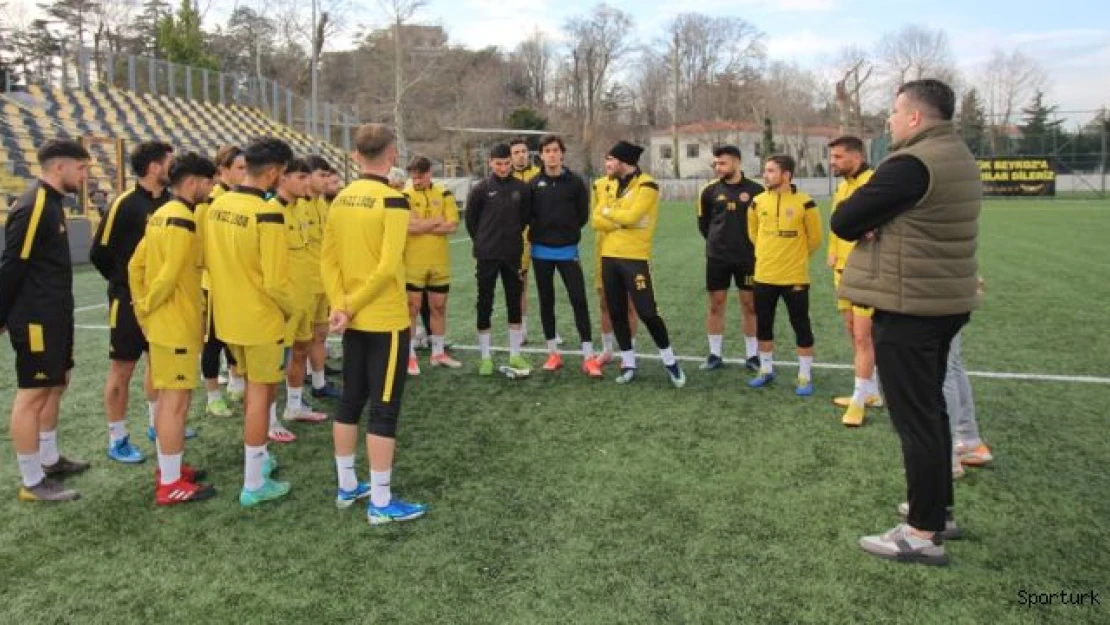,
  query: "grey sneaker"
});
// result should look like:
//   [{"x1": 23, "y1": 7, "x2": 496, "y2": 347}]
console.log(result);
[
  {"x1": 42, "y1": 456, "x2": 90, "y2": 478},
  {"x1": 18, "y1": 478, "x2": 80, "y2": 502},
  {"x1": 896, "y1": 502, "x2": 964, "y2": 540},
  {"x1": 859, "y1": 523, "x2": 948, "y2": 566},
  {"x1": 615, "y1": 367, "x2": 637, "y2": 384}
]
